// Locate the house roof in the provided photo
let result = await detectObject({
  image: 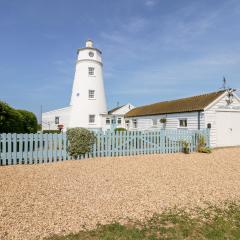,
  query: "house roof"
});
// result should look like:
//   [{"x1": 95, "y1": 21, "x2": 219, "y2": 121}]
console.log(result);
[
  {"x1": 125, "y1": 90, "x2": 226, "y2": 117},
  {"x1": 108, "y1": 105, "x2": 125, "y2": 114}
]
